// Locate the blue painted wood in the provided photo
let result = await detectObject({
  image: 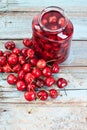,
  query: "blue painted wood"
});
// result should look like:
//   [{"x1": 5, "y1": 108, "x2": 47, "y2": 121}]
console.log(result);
[
  {"x1": 0, "y1": 12, "x2": 87, "y2": 40},
  {"x1": 0, "y1": 0, "x2": 87, "y2": 12},
  {"x1": 7, "y1": 0, "x2": 87, "y2": 6},
  {"x1": 0, "y1": 0, "x2": 87, "y2": 39},
  {"x1": 0, "y1": 1, "x2": 87, "y2": 129}
]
